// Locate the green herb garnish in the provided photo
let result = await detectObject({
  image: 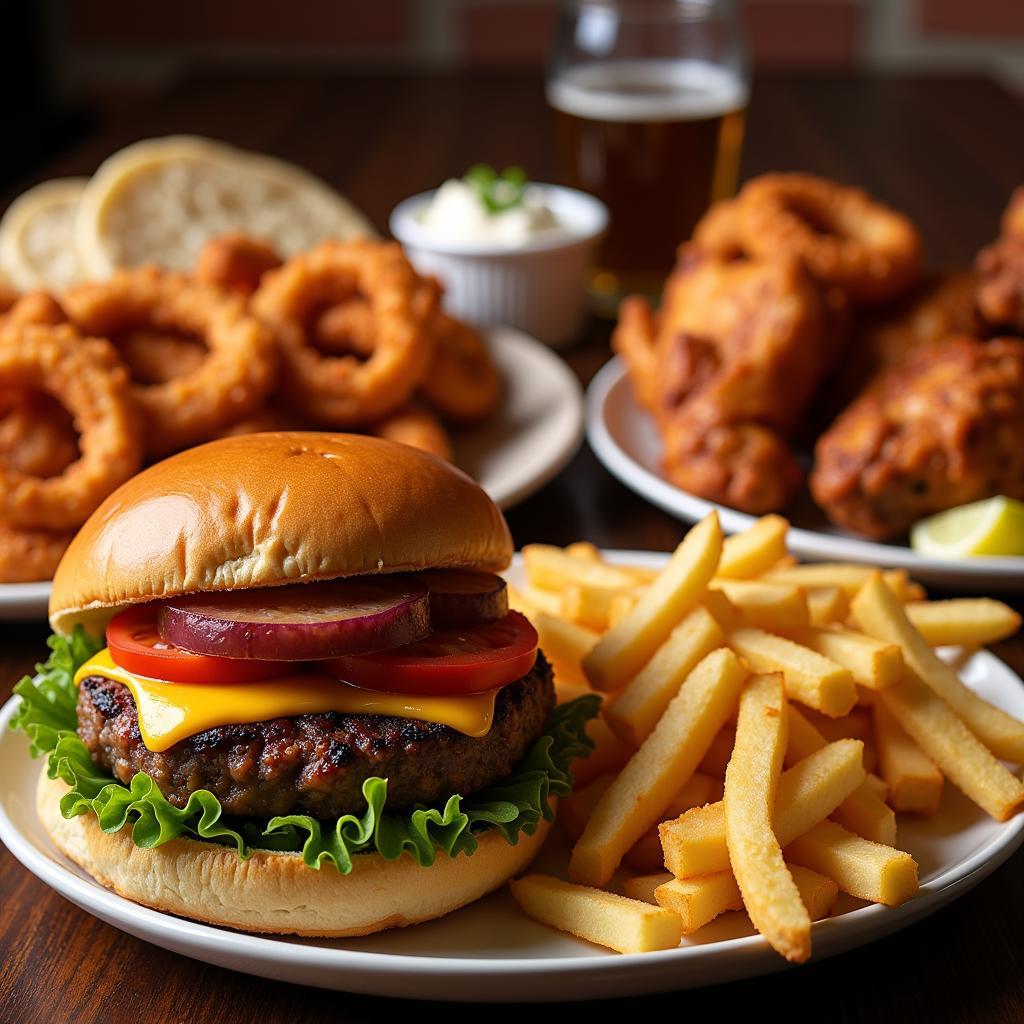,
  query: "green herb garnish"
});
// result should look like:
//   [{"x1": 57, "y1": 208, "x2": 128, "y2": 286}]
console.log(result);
[{"x1": 464, "y1": 164, "x2": 529, "y2": 215}]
